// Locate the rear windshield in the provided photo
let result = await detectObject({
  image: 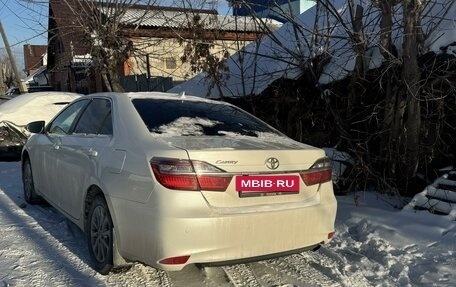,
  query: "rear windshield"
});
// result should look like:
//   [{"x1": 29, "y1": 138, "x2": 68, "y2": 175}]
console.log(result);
[{"x1": 132, "y1": 99, "x2": 281, "y2": 137}]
